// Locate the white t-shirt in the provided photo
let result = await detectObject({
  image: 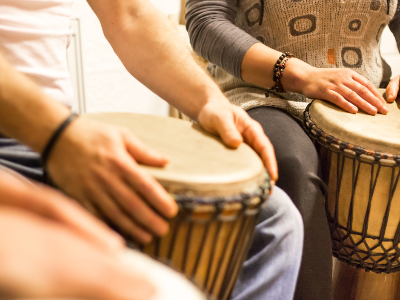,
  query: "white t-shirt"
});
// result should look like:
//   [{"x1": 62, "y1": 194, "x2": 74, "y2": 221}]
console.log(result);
[{"x1": 0, "y1": 0, "x2": 74, "y2": 107}]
